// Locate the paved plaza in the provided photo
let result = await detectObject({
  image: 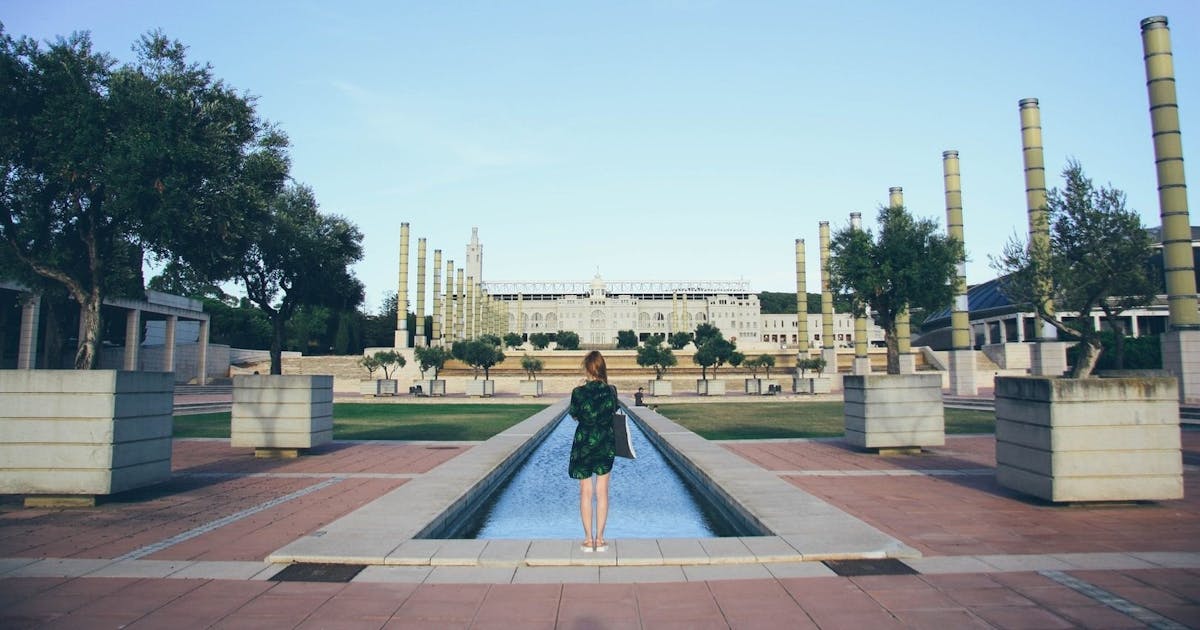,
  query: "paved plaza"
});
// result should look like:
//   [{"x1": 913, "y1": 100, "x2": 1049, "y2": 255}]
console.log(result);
[{"x1": 1, "y1": 395, "x2": 1198, "y2": 629}]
